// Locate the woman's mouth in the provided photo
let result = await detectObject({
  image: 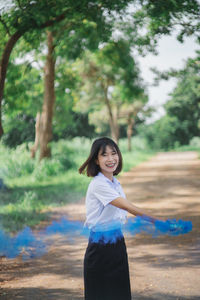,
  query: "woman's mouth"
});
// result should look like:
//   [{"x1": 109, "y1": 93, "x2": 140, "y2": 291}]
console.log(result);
[{"x1": 106, "y1": 163, "x2": 115, "y2": 168}]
